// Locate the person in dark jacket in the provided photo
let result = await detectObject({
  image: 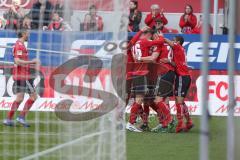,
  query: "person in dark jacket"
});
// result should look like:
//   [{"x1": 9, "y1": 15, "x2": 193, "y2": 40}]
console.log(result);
[
  {"x1": 83, "y1": 4, "x2": 103, "y2": 31},
  {"x1": 128, "y1": 0, "x2": 142, "y2": 32},
  {"x1": 53, "y1": 0, "x2": 73, "y2": 22},
  {"x1": 30, "y1": 0, "x2": 53, "y2": 29}
]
